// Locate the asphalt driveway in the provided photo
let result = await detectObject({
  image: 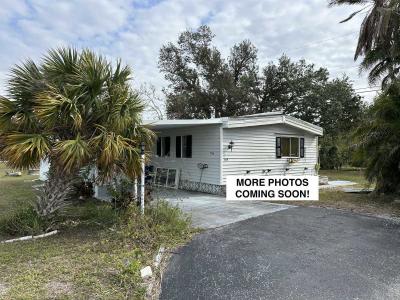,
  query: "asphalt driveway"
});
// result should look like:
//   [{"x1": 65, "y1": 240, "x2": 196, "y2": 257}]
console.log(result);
[{"x1": 161, "y1": 206, "x2": 400, "y2": 300}]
